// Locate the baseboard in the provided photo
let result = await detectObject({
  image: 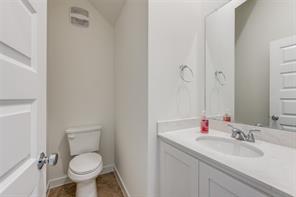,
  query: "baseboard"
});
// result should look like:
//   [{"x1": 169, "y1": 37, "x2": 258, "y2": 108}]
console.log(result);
[
  {"x1": 100, "y1": 163, "x2": 115, "y2": 175},
  {"x1": 47, "y1": 175, "x2": 71, "y2": 191},
  {"x1": 47, "y1": 163, "x2": 115, "y2": 191},
  {"x1": 113, "y1": 166, "x2": 131, "y2": 197}
]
